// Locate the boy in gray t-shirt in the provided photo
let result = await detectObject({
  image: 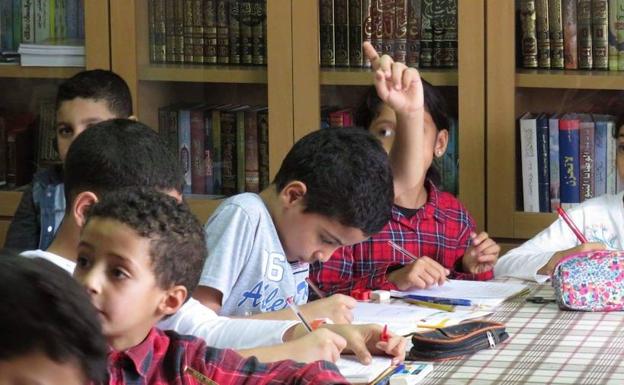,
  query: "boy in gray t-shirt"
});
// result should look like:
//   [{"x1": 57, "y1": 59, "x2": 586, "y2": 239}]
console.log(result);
[{"x1": 195, "y1": 127, "x2": 394, "y2": 324}]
